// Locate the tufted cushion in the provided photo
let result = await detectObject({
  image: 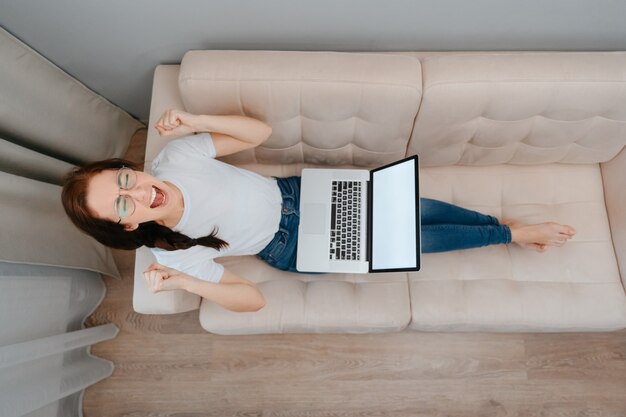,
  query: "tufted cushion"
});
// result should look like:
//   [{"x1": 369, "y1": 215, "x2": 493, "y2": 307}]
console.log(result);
[
  {"x1": 410, "y1": 163, "x2": 626, "y2": 331},
  {"x1": 178, "y1": 50, "x2": 422, "y2": 167},
  {"x1": 409, "y1": 53, "x2": 626, "y2": 166},
  {"x1": 193, "y1": 162, "x2": 409, "y2": 334}
]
